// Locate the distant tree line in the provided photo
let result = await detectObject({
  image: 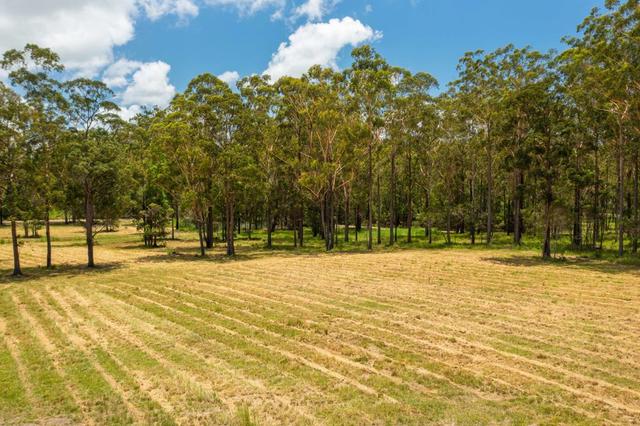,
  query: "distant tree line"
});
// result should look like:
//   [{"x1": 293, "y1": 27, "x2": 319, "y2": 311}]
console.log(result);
[{"x1": 1, "y1": 1, "x2": 639, "y2": 275}]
